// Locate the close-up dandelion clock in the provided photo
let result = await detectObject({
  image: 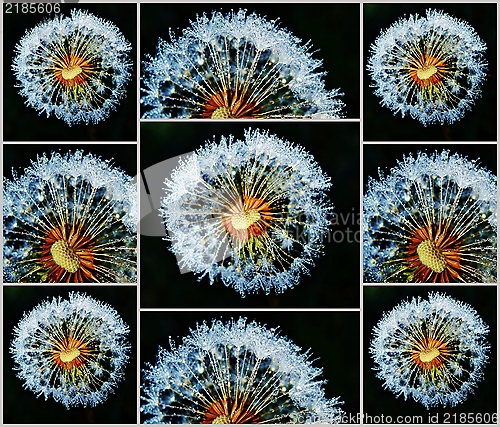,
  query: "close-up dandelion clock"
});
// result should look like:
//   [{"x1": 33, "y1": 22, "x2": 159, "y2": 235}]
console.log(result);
[
  {"x1": 367, "y1": 9, "x2": 488, "y2": 126},
  {"x1": 10, "y1": 292, "x2": 131, "y2": 409},
  {"x1": 370, "y1": 292, "x2": 490, "y2": 408},
  {"x1": 12, "y1": 9, "x2": 132, "y2": 126},
  {"x1": 141, "y1": 317, "x2": 344, "y2": 423},
  {"x1": 363, "y1": 149, "x2": 497, "y2": 283},
  {"x1": 160, "y1": 128, "x2": 332, "y2": 296},
  {"x1": 3, "y1": 149, "x2": 137, "y2": 283},
  {"x1": 141, "y1": 8, "x2": 345, "y2": 119}
]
